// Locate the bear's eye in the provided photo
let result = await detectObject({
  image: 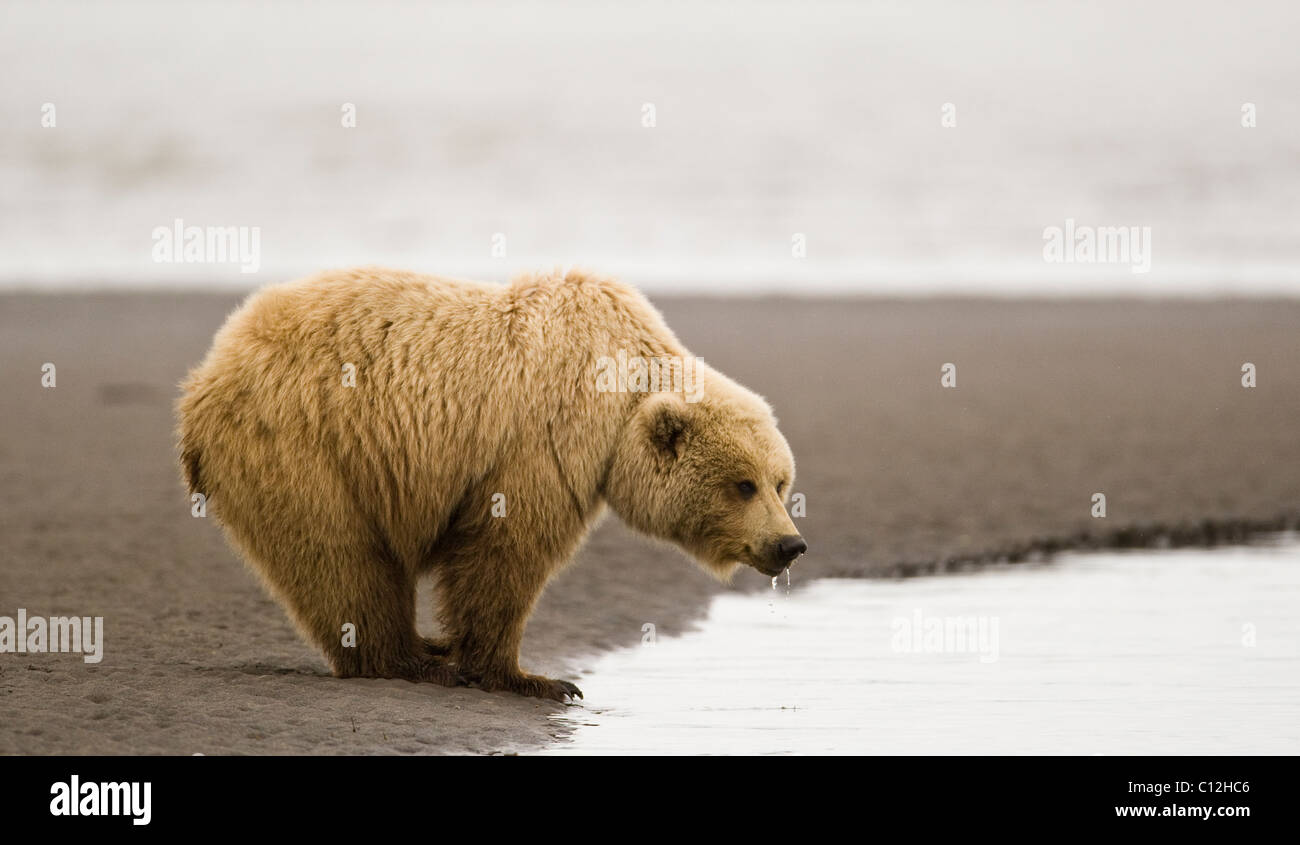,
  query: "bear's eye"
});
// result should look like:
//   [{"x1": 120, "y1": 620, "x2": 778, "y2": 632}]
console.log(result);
[
  {"x1": 776, "y1": 481, "x2": 785, "y2": 495},
  {"x1": 736, "y1": 480, "x2": 757, "y2": 498}
]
